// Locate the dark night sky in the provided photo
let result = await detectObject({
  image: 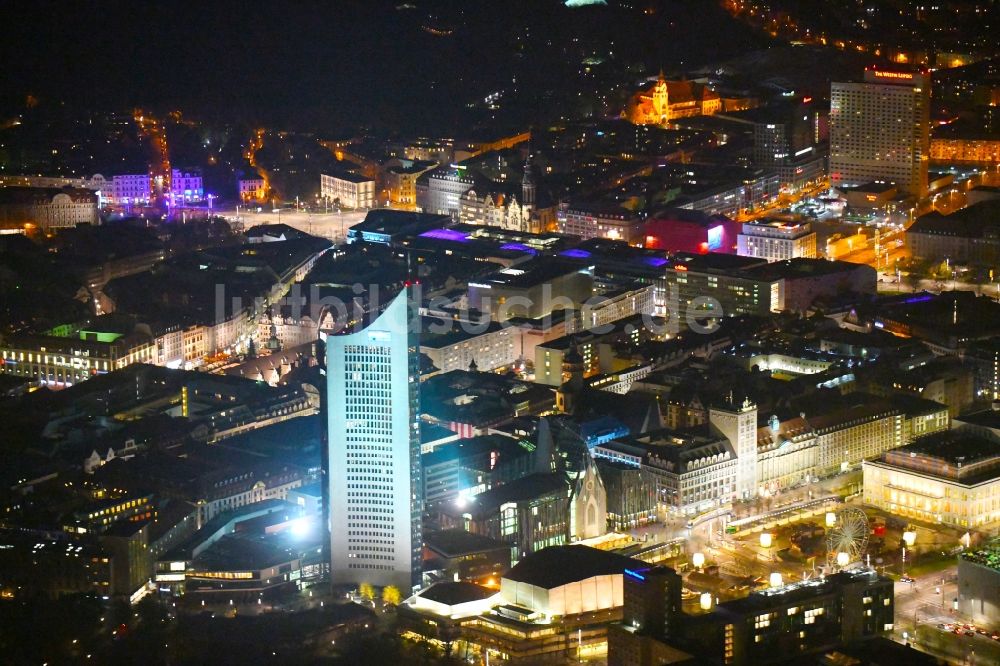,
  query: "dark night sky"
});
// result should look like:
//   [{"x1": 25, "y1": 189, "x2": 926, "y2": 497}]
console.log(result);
[{"x1": 1, "y1": 0, "x2": 766, "y2": 133}]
